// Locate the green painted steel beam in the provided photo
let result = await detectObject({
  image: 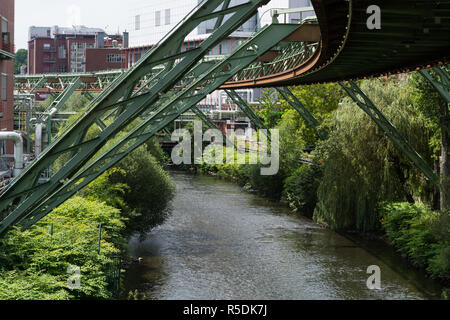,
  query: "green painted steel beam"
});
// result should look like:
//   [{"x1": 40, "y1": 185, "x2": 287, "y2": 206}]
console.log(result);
[
  {"x1": 224, "y1": 89, "x2": 269, "y2": 138},
  {"x1": 16, "y1": 22, "x2": 300, "y2": 232},
  {"x1": 276, "y1": 87, "x2": 325, "y2": 139},
  {"x1": 30, "y1": 77, "x2": 47, "y2": 95},
  {"x1": 45, "y1": 77, "x2": 81, "y2": 115},
  {"x1": 0, "y1": 0, "x2": 290, "y2": 236},
  {"x1": 418, "y1": 66, "x2": 450, "y2": 104},
  {"x1": 0, "y1": 49, "x2": 14, "y2": 60},
  {"x1": 339, "y1": 81, "x2": 440, "y2": 188},
  {"x1": 15, "y1": 70, "x2": 126, "y2": 93}
]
